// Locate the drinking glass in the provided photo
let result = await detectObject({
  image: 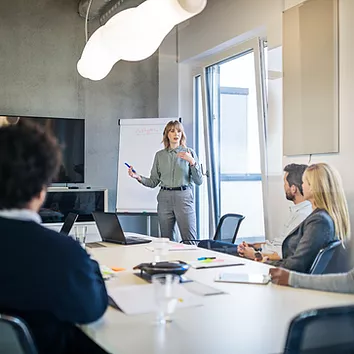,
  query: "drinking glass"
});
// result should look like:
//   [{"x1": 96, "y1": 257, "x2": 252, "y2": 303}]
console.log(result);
[
  {"x1": 74, "y1": 225, "x2": 87, "y2": 248},
  {"x1": 152, "y1": 273, "x2": 180, "y2": 324},
  {"x1": 152, "y1": 237, "x2": 169, "y2": 262}
]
